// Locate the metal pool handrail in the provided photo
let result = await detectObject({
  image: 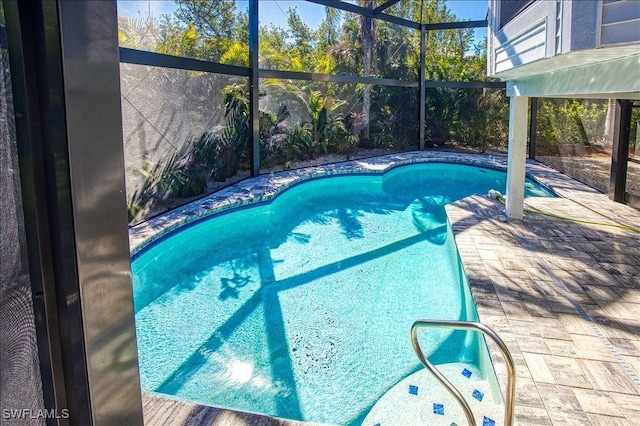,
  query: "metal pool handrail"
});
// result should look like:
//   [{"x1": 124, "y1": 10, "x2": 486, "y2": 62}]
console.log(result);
[{"x1": 411, "y1": 320, "x2": 516, "y2": 426}]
